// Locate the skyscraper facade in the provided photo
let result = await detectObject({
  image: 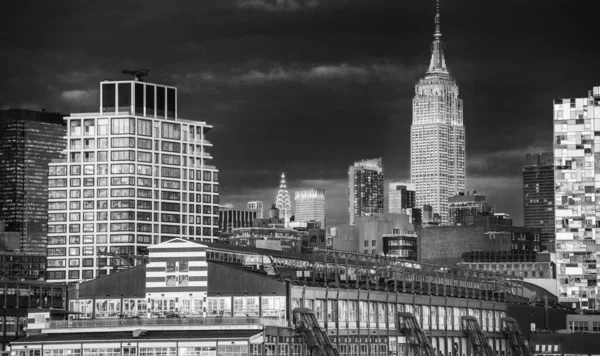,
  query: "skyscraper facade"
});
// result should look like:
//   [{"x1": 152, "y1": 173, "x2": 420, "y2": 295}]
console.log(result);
[
  {"x1": 46, "y1": 78, "x2": 219, "y2": 282},
  {"x1": 348, "y1": 158, "x2": 384, "y2": 225},
  {"x1": 275, "y1": 172, "x2": 292, "y2": 226},
  {"x1": 523, "y1": 152, "x2": 555, "y2": 251},
  {"x1": 247, "y1": 201, "x2": 264, "y2": 219},
  {"x1": 388, "y1": 181, "x2": 416, "y2": 214},
  {"x1": 294, "y1": 188, "x2": 325, "y2": 227},
  {"x1": 554, "y1": 87, "x2": 600, "y2": 310},
  {"x1": 410, "y1": 3, "x2": 465, "y2": 224},
  {"x1": 0, "y1": 109, "x2": 67, "y2": 254}
]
